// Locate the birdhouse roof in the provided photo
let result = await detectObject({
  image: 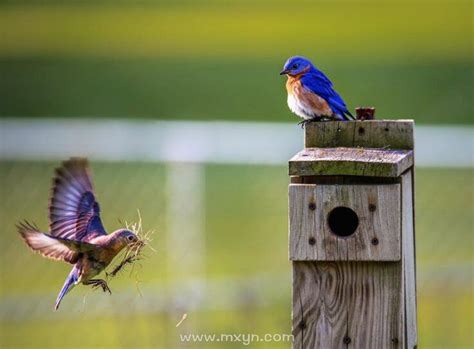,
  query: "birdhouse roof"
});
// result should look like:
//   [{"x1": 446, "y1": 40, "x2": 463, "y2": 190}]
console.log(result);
[
  {"x1": 289, "y1": 120, "x2": 415, "y2": 177},
  {"x1": 289, "y1": 147, "x2": 413, "y2": 177}
]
